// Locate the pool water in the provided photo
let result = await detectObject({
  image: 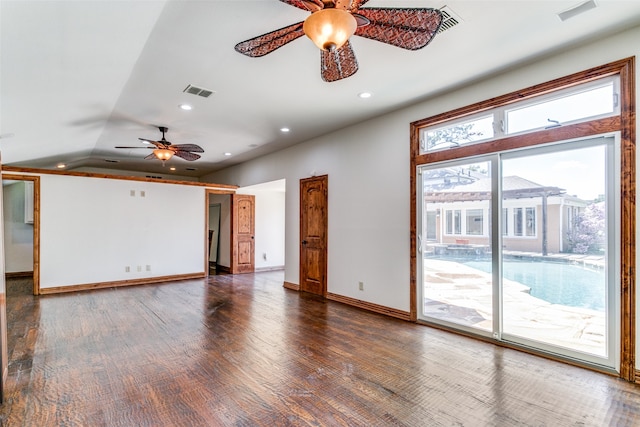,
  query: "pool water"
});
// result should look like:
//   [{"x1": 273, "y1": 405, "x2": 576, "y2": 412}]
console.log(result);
[{"x1": 463, "y1": 260, "x2": 605, "y2": 311}]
